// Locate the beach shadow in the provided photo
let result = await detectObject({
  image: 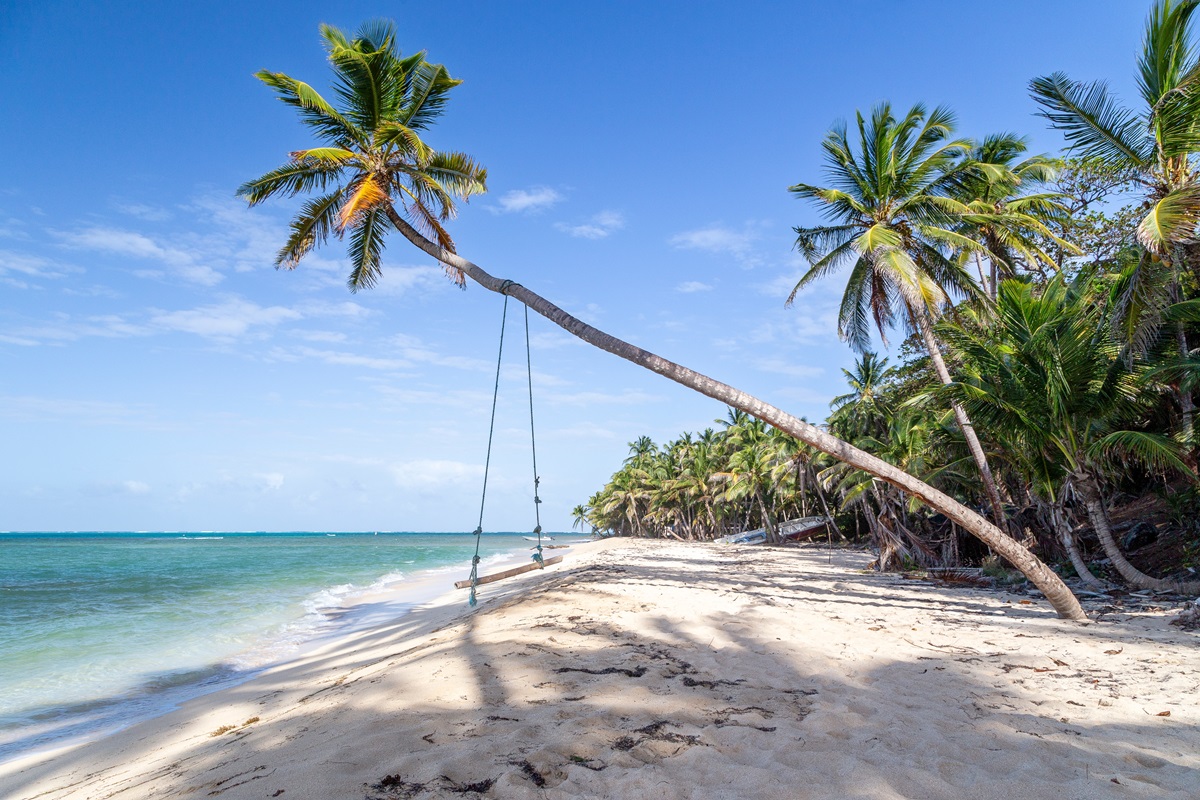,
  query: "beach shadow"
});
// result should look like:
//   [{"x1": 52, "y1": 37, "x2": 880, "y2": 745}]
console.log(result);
[{"x1": 3, "y1": 542, "x2": 1196, "y2": 799}]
